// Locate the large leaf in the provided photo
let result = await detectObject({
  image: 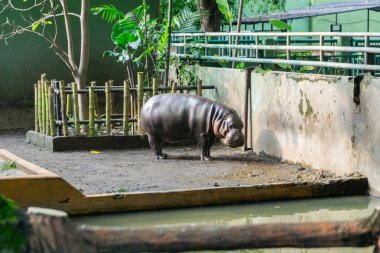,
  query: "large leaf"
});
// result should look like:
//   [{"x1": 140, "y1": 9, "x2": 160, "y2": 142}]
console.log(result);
[
  {"x1": 216, "y1": 0, "x2": 233, "y2": 22},
  {"x1": 172, "y1": 8, "x2": 205, "y2": 31},
  {"x1": 111, "y1": 18, "x2": 140, "y2": 49},
  {"x1": 90, "y1": 5, "x2": 125, "y2": 23},
  {"x1": 269, "y1": 19, "x2": 292, "y2": 31}
]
